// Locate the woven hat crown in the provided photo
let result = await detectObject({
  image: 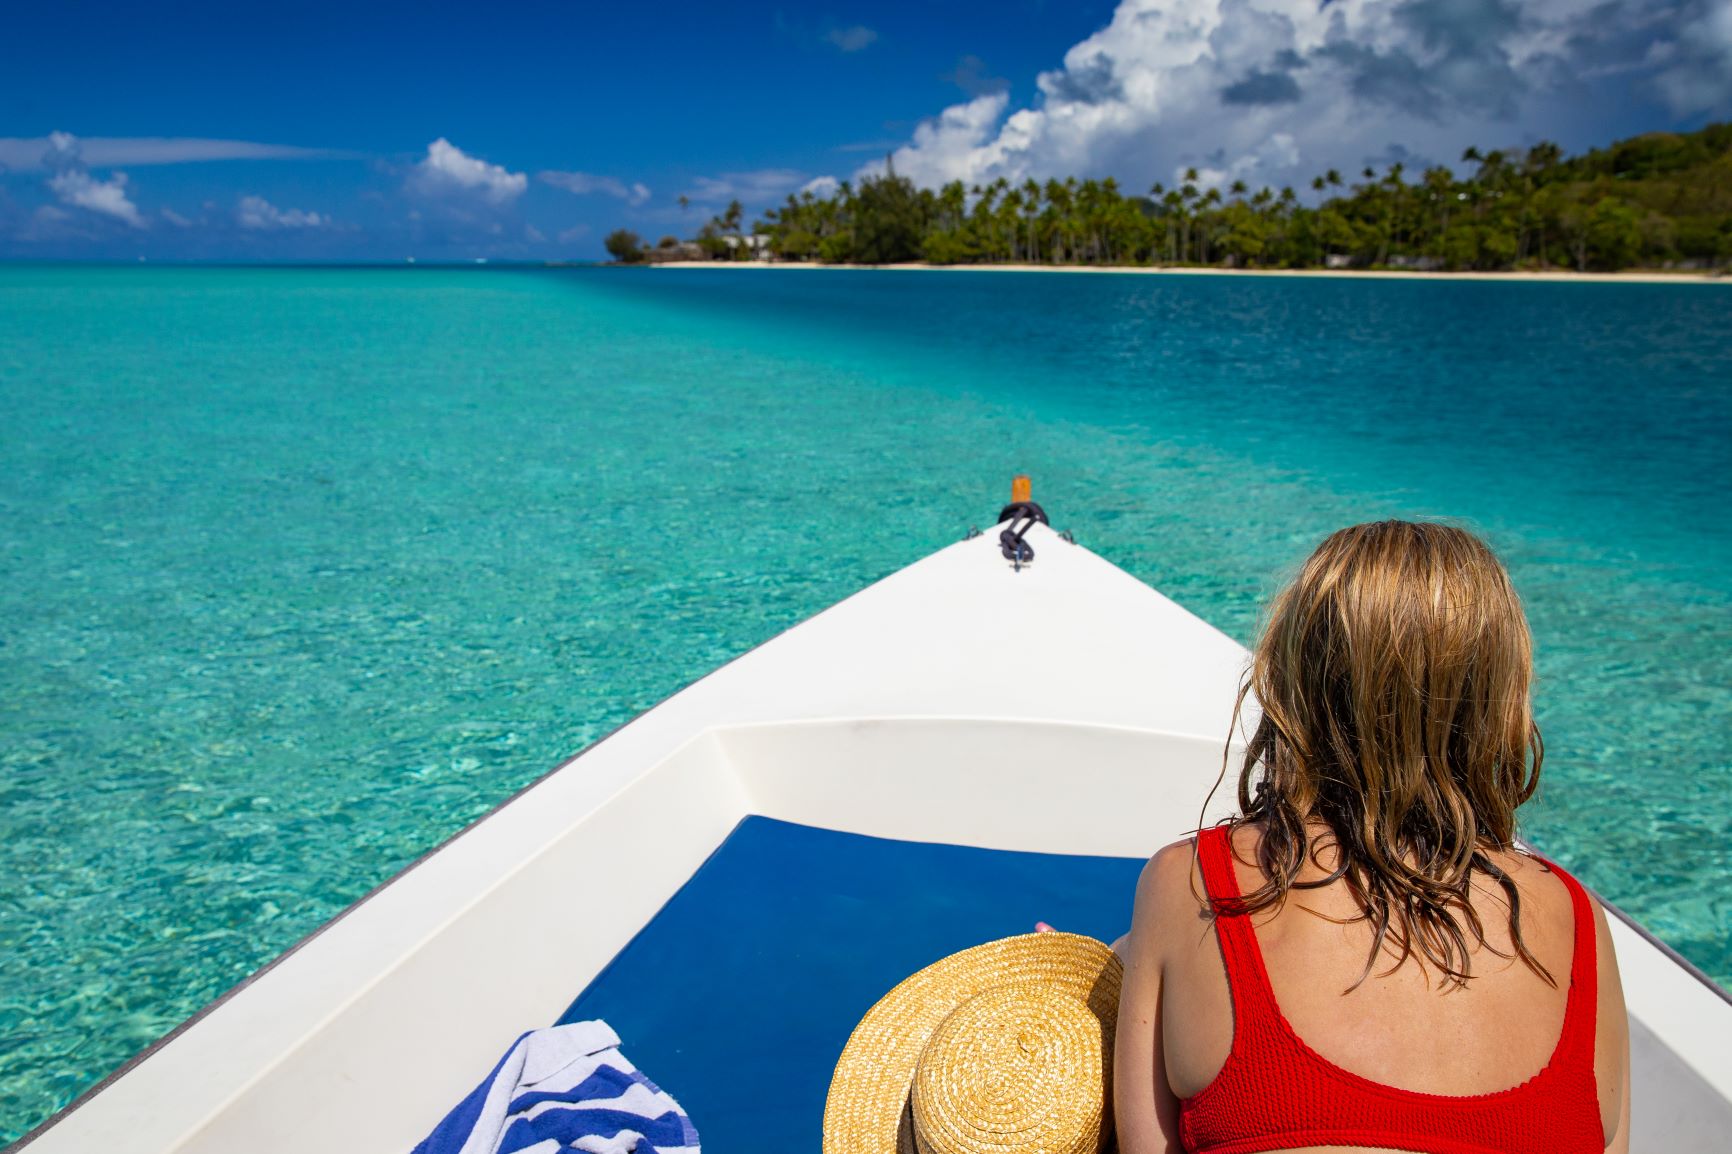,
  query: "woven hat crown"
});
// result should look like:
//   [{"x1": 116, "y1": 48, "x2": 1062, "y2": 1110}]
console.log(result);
[{"x1": 822, "y1": 933, "x2": 1122, "y2": 1154}]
